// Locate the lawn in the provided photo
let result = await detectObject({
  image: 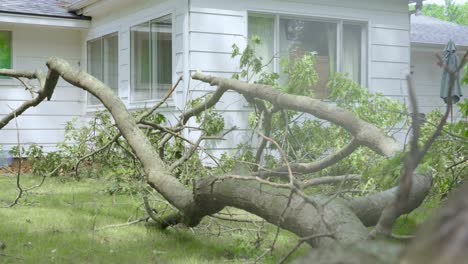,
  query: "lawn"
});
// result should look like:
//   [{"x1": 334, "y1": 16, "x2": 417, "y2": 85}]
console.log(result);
[{"x1": 0, "y1": 174, "x2": 307, "y2": 263}]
